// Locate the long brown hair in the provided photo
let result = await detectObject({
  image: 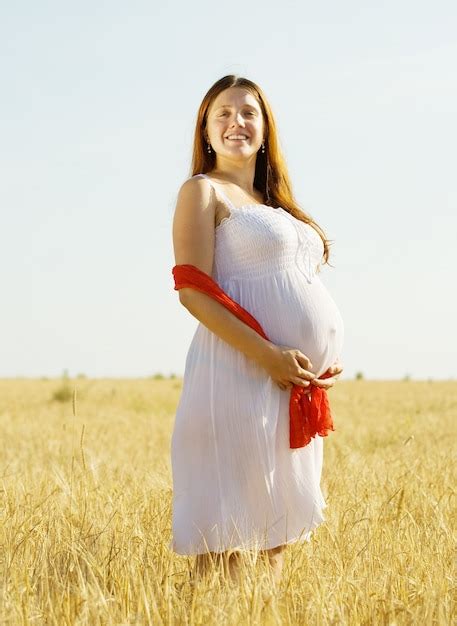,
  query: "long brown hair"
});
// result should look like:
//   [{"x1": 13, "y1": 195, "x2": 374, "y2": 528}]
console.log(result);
[{"x1": 191, "y1": 74, "x2": 333, "y2": 265}]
